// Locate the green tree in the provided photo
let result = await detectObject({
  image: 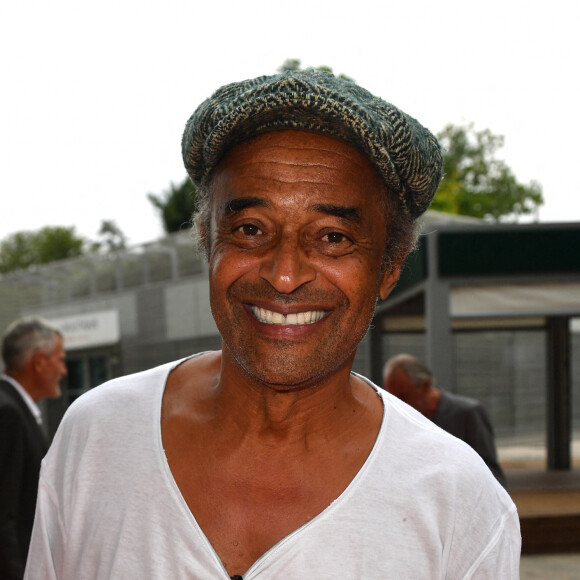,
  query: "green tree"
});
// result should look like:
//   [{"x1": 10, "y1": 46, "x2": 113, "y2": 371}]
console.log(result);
[
  {"x1": 147, "y1": 178, "x2": 197, "y2": 234},
  {"x1": 433, "y1": 123, "x2": 543, "y2": 221},
  {"x1": 91, "y1": 220, "x2": 128, "y2": 253},
  {"x1": 277, "y1": 59, "x2": 354, "y2": 82},
  {"x1": 0, "y1": 226, "x2": 86, "y2": 274},
  {"x1": 278, "y1": 58, "x2": 301, "y2": 72}
]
